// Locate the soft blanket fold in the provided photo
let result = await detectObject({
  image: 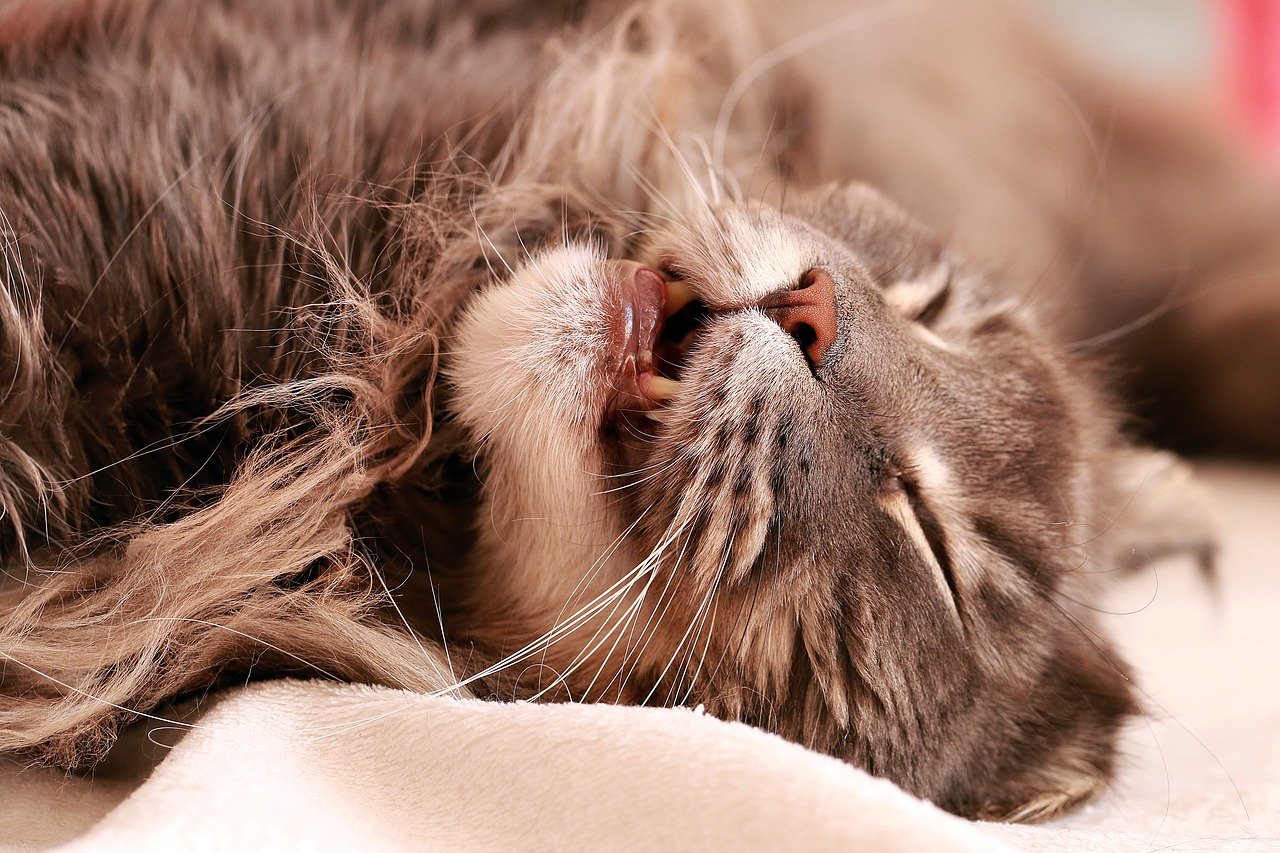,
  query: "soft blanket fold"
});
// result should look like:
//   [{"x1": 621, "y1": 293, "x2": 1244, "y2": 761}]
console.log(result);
[{"x1": 40, "y1": 682, "x2": 1008, "y2": 852}]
